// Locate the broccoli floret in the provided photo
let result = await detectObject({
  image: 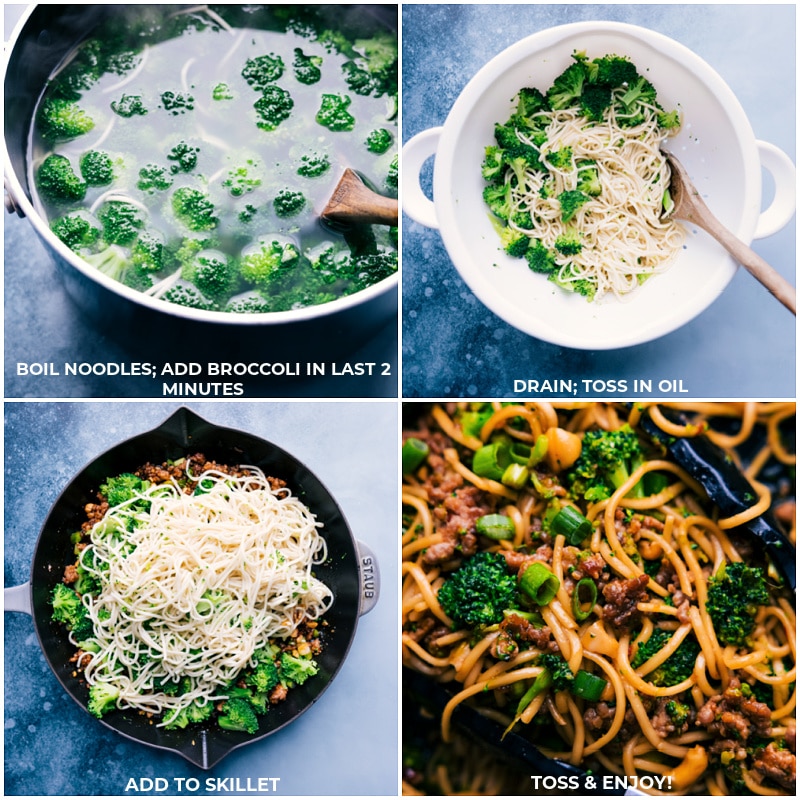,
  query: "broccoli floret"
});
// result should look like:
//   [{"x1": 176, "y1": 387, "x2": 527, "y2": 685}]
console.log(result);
[
  {"x1": 576, "y1": 160, "x2": 602, "y2": 197},
  {"x1": 97, "y1": 200, "x2": 145, "y2": 246},
  {"x1": 185, "y1": 700, "x2": 213, "y2": 724},
  {"x1": 36, "y1": 97, "x2": 95, "y2": 143},
  {"x1": 353, "y1": 31, "x2": 397, "y2": 97},
  {"x1": 554, "y1": 230, "x2": 583, "y2": 256},
  {"x1": 273, "y1": 189, "x2": 306, "y2": 218},
  {"x1": 511, "y1": 210, "x2": 534, "y2": 231},
  {"x1": 223, "y1": 159, "x2": 262, "y2": 197},
  {"x1": 365, "y1": 128, "x2": 393, "y2": 154},
  {"x1": 297, "y1": 152, "x2": 330, "y2": 178},
  {"x1": 580, "y1": 81, "x2": 613, "y2": 122},
  {"x1": 341, "y1": 61, "x2": 375, "y2": 96},
  {"x1": 499, "y1": 226, "x2": 530, "y2": 258},
  {"x1": 665, "y1": 699, "x2": 692, "y2": 727},
  {"x1": 131, "y1": 232, "x2": 167, "y2": 273},
  {"x1": 51, "y1": 583, "x2": 85, "y2": 627},
  {"x1": 545, "y1": 147, "x2": 573, "y2": 170},
  {"x1": 547, "y1": 61, "x2": 587, "y2": 110},
  {"x1": 240, "y1": 240, "x2": 300, "y2": 289},
  {"x1": 525, "y1": 240, "x2": 557, "y2": 275},
  {"x1": 189, "y1": 253, "x2": 237, "y2": 302},
  {"x1": 657, "y1": 109, "x2": 681, "y2": 131},
  {"x1": 385, "y1": 154, "x2": 398, "y2": 190},
  {"x1": 482, "y1": 183, "x2": 511, "y2": 222},
  {"x1": 110, "y1": 93, "x2": 147, "y2": 118},
  {"x1": 162, "y1": 707, "x2": 192, "y2": 730},
  {"x1": 212, "y1": 82, "x2": 234, "y2": 101},
  {"x1": 79, "y1": 150, "x2": 115, "y2": 186},
  {"x1": 557, "y1": 189, "x2": 591, "y2": 223},
  {"x1": 253, "y1": 85, "x2": 294, "y2": 132},
  {"x1": 83, "y1": 245, "x2": 130, "y2": 282},
  {"x1": 87, "y1": 682, "x2": 120, "y2": 719},
  {"x1": 706, "y1": 562, "x2": 770, "y2": 647},
  {"x1": 279, "y1": 653, "x2": 319, "y2": 687},
  {"x1": 567, "y1": 424, "x2": 645, "y2": 502},
  {"x1": 246, "y1": 659, "x2": 280, "y2": 694},
  {"x1": 50, "y1": 213, "x2": 100, "y2": 252},
  {"x1": 36, "y1": 154, "x2": 87, "y2": 203},
  {"x1": 593, "y1": 55, "x2": 639, "y2": 88},
  {"x1": 160, "y1": 90, "x2": 194, "y2": 115},
  {"x1": 218, "y1": 697, "x2": 259, "y2": 734},
  {"x1": 162, "y1": 283, "x2": 216, "y2": 311},
  {"x1": 100, "y1": 472, "x2": 149, "y2": 506},
  {"x1": 292, "y1": 48, "x2": 322, "y2": 84},
  {"x1": 48, "y1": 39, "x2": 104, "y2": 100},
  {"x1": 137, "y1": 163, "x2": 173, "y2": 194},
  {"x1": 347, "y1": 250, "x2": 398, "y2": 292},
  {"x1": 615, "y1": 75, "x2": 658, "y2": 127},
  {"x1": 225, "y1": 294, "x2": 273, "y2": 314},
  {"x1": 172, "y1": 187, "x2": 218, "y2": 232},
  {"x1": 436, "y1": 552, "x2": 518, "y2": 629},
  {"x1": 539, "y1": 653, "x2": 575, "y2": 691},
  {"x1": 569, "y1": 277, "x2": 597, "y2": 302},
  {"x1": 511, "y1": 86, "x2": 550, "y2": 128},
  {"x1": 481, "y1": 146, "x2": 506, "y2": 183},
  {"x1": 631, "y1": 627, "x2": 700, "y2": 686},
  {"x1": 167, "y1": 142, "x2": 199, "y2": 174},
  {"x1": 242, "y1": 53, "x2": 285, "y2": 91},
  {"x1": 316, "y1": 93, "x2": 355, "y2": 131}
]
